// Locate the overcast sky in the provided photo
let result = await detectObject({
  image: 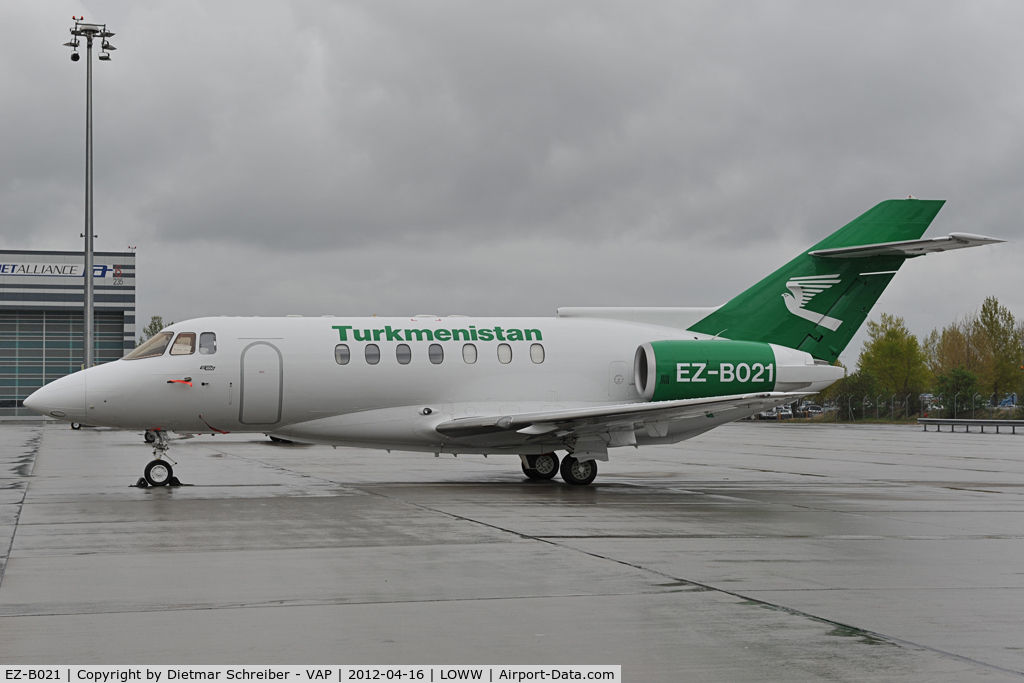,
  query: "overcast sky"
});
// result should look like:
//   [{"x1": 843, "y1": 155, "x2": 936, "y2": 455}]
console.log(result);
[{"x1": 2, "y1": 1, "x2": 1022, "y2": 367}]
